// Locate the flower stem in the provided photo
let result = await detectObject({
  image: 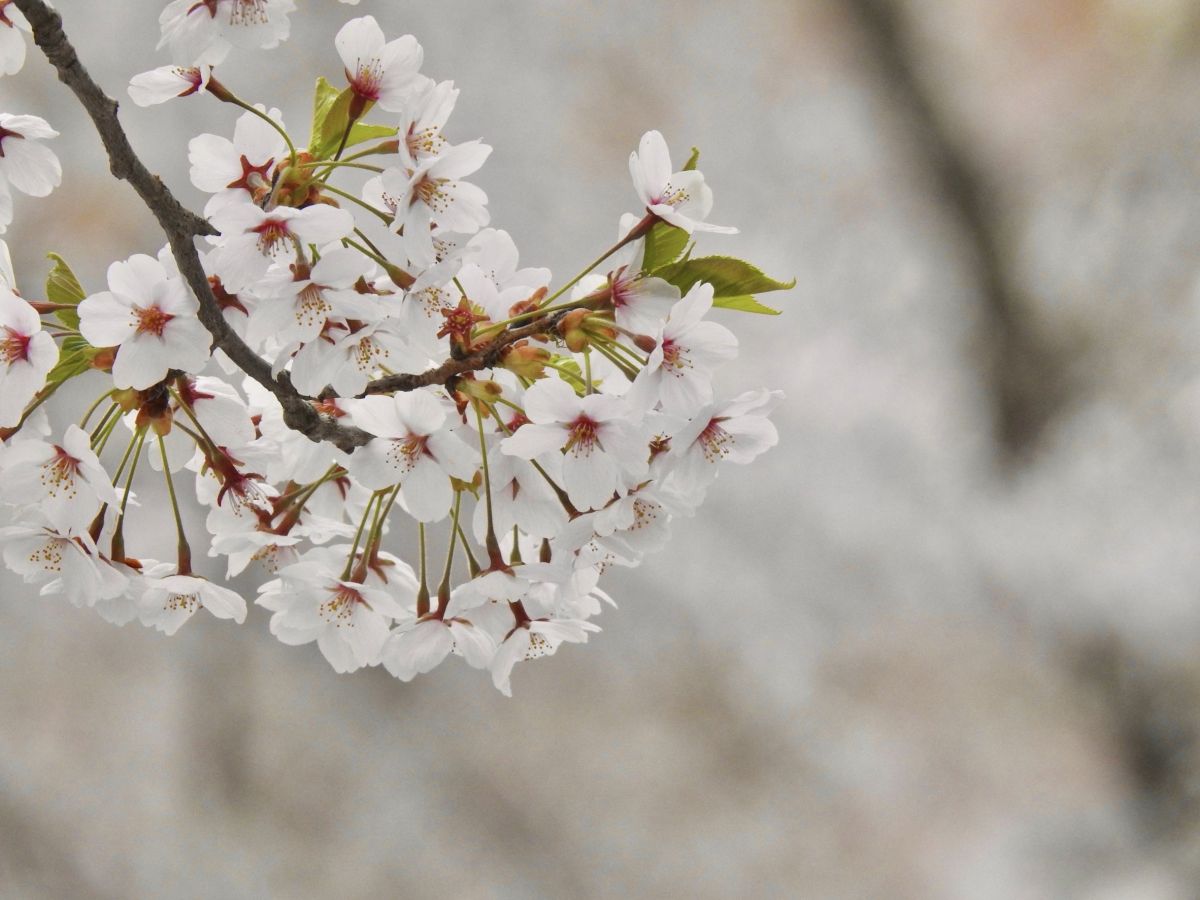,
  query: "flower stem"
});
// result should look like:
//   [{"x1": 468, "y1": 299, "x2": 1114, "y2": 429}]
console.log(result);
[
  {"x1": 435, "y1": 492, "x2": 463, "y2": 615},
  {"x1": 157, "y1": 432, "x2": 192, "y2": 576},
  {"x1": 416, "y1": 522, "x2": 430, "y2": 617},
  {"x1": 473, "y1": 403, "x2": 504, "y2": 568},
  {"x1": 539, "y1": 212, "x2": 654, "y2": 308},
  {"x1": 342, "y1": 491, "x2": 380, "y2": 581},
  {"x1": 215, "y1": 89, "x2": 297, "y2": 166},
  {"x1": 111, "y1": 427, "x2": 148, "y2": 561},
  {"x1": 78, "y1": 390, "x2": 116, "y2": 430},
  {"x1": 321, "y1": 183, "x2": 392, "y2": 224}
]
